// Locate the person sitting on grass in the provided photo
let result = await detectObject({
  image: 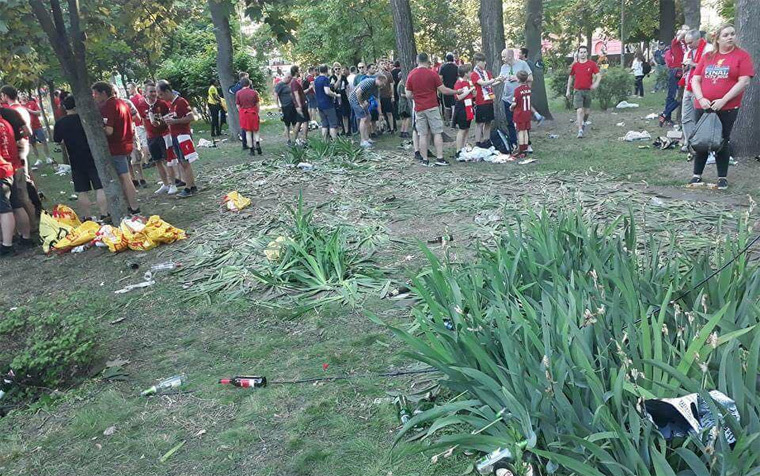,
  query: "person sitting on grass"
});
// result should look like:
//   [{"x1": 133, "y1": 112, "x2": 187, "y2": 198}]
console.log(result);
[
  {"x1": 510, "y1": 70, "x2": 539, "y2": 160},
  {"x1": 53, "y1": 96, "x2": 109, "y2": 221}
]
